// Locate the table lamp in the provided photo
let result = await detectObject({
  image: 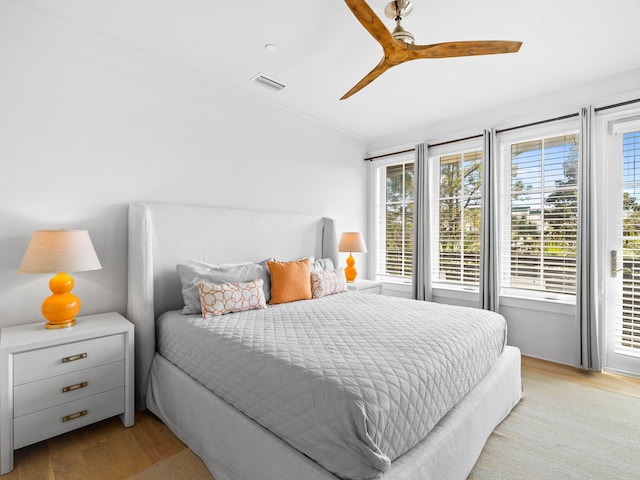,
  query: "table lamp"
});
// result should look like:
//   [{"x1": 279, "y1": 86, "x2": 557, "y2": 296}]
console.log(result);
[
  {"x1": 338, "y1": 232, "x2": 367, "y2": 282},
  {"x1": 18, "y1": 230, "x2": 102, "y2": 329}
]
